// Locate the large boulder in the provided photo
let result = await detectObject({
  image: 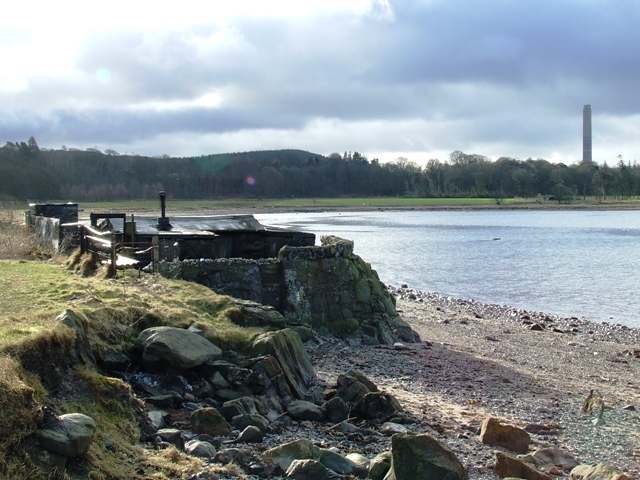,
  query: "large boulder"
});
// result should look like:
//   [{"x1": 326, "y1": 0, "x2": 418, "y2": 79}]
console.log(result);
[
  {"x1": 262, "y1": 438, "x2": 320, "y2": 472},
  {"x1": 479, "y1": 417, "x2": 530, "y2": 454},
  {"x1": 250, "y1": 329, "x2": 316, "y2": 399},
  {"x1": 387, "y1": 433, "x2": 468, "y2": 480},
  {"x1": 38, "y1": 413, "x2": 97, "y2": 457},
  {"x1": 191, "y1": 407, "x2": 232, "y2": 436},
  {"x1": 135, "y1": 326, "x2": 222, "y2": 369}
]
